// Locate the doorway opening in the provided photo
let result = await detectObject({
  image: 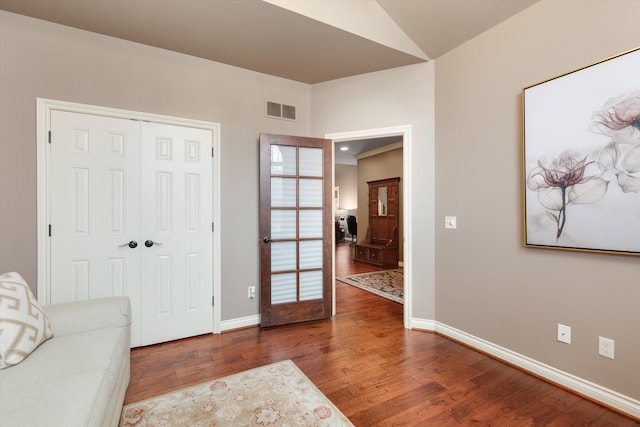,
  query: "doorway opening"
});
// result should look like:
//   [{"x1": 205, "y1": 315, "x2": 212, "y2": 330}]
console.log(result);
[{"x1": 326, "y1": 126, "x2": 412, "y2": 329}]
